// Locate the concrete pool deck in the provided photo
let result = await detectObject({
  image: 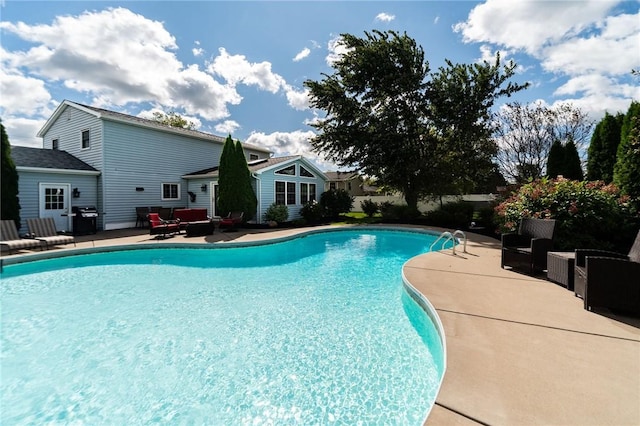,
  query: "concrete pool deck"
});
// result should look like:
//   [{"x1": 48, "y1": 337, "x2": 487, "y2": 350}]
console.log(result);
[{"x1": 2, "y1": 225, "x2": 639, "y2": 425}]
